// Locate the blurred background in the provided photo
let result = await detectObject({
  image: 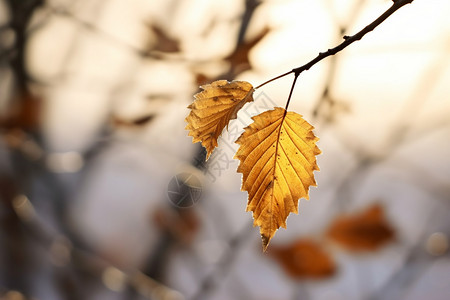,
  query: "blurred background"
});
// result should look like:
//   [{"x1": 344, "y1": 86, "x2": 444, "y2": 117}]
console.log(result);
[{"x1": 1, "y1": 0, "x2": 450, "y2": 299}]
